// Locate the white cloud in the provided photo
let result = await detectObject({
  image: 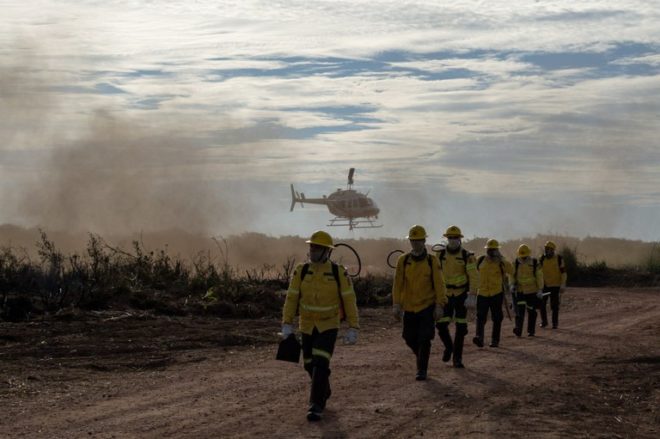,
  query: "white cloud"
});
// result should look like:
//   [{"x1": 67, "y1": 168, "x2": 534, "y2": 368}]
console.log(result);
[{"x1": 1, "y1": 0, "x2": 659, "y2": 238}]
